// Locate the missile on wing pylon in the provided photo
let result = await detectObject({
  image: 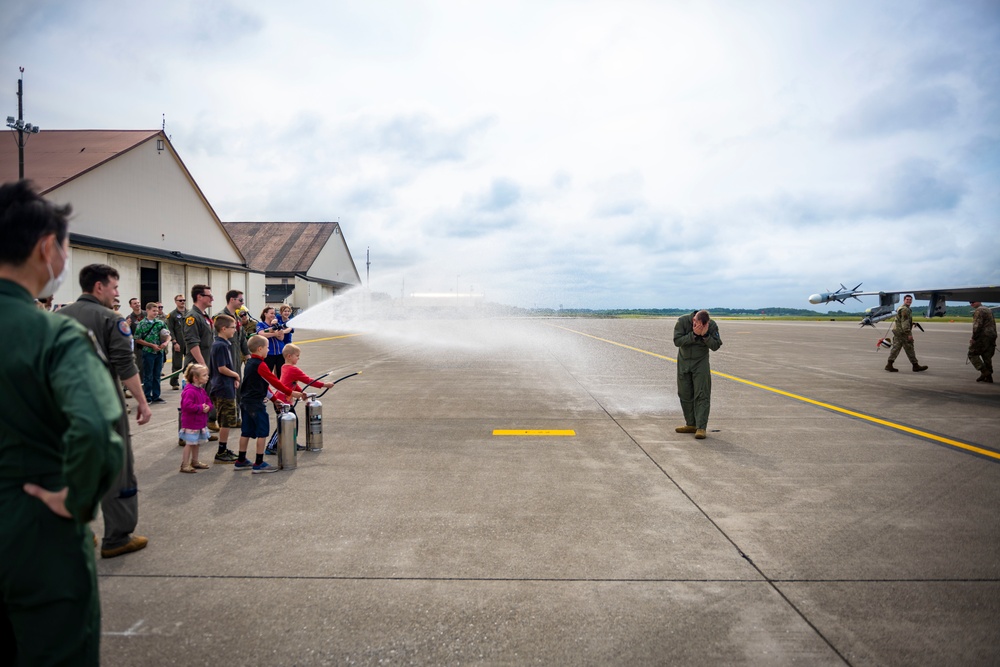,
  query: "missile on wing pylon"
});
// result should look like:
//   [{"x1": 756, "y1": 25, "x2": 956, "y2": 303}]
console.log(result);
[
  {"x1": 808, "y1": 283, "x2": 863, "y2": 305},
  {"x1": 861, "y1": 312, "x2": 896, "y2": 327}
]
